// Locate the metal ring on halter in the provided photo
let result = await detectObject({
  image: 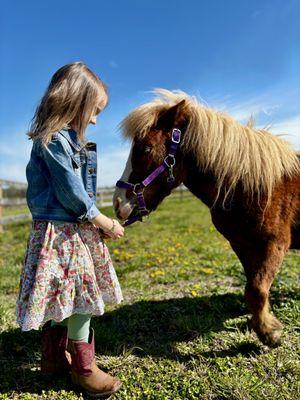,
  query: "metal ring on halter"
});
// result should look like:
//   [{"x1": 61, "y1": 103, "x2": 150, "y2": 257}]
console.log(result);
[
  {"x1": 164, "y1": 154, "x2": 176, "y2": 167},
  {"x1": 171, "y1": 129, "x2": 181, "y2": 143},
  {"x1": 138, "y1": 206, "x2": 149, "y2": 214},
  {"x1": 132, "y1": 183, "x2": 144, "y2": 195}
]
